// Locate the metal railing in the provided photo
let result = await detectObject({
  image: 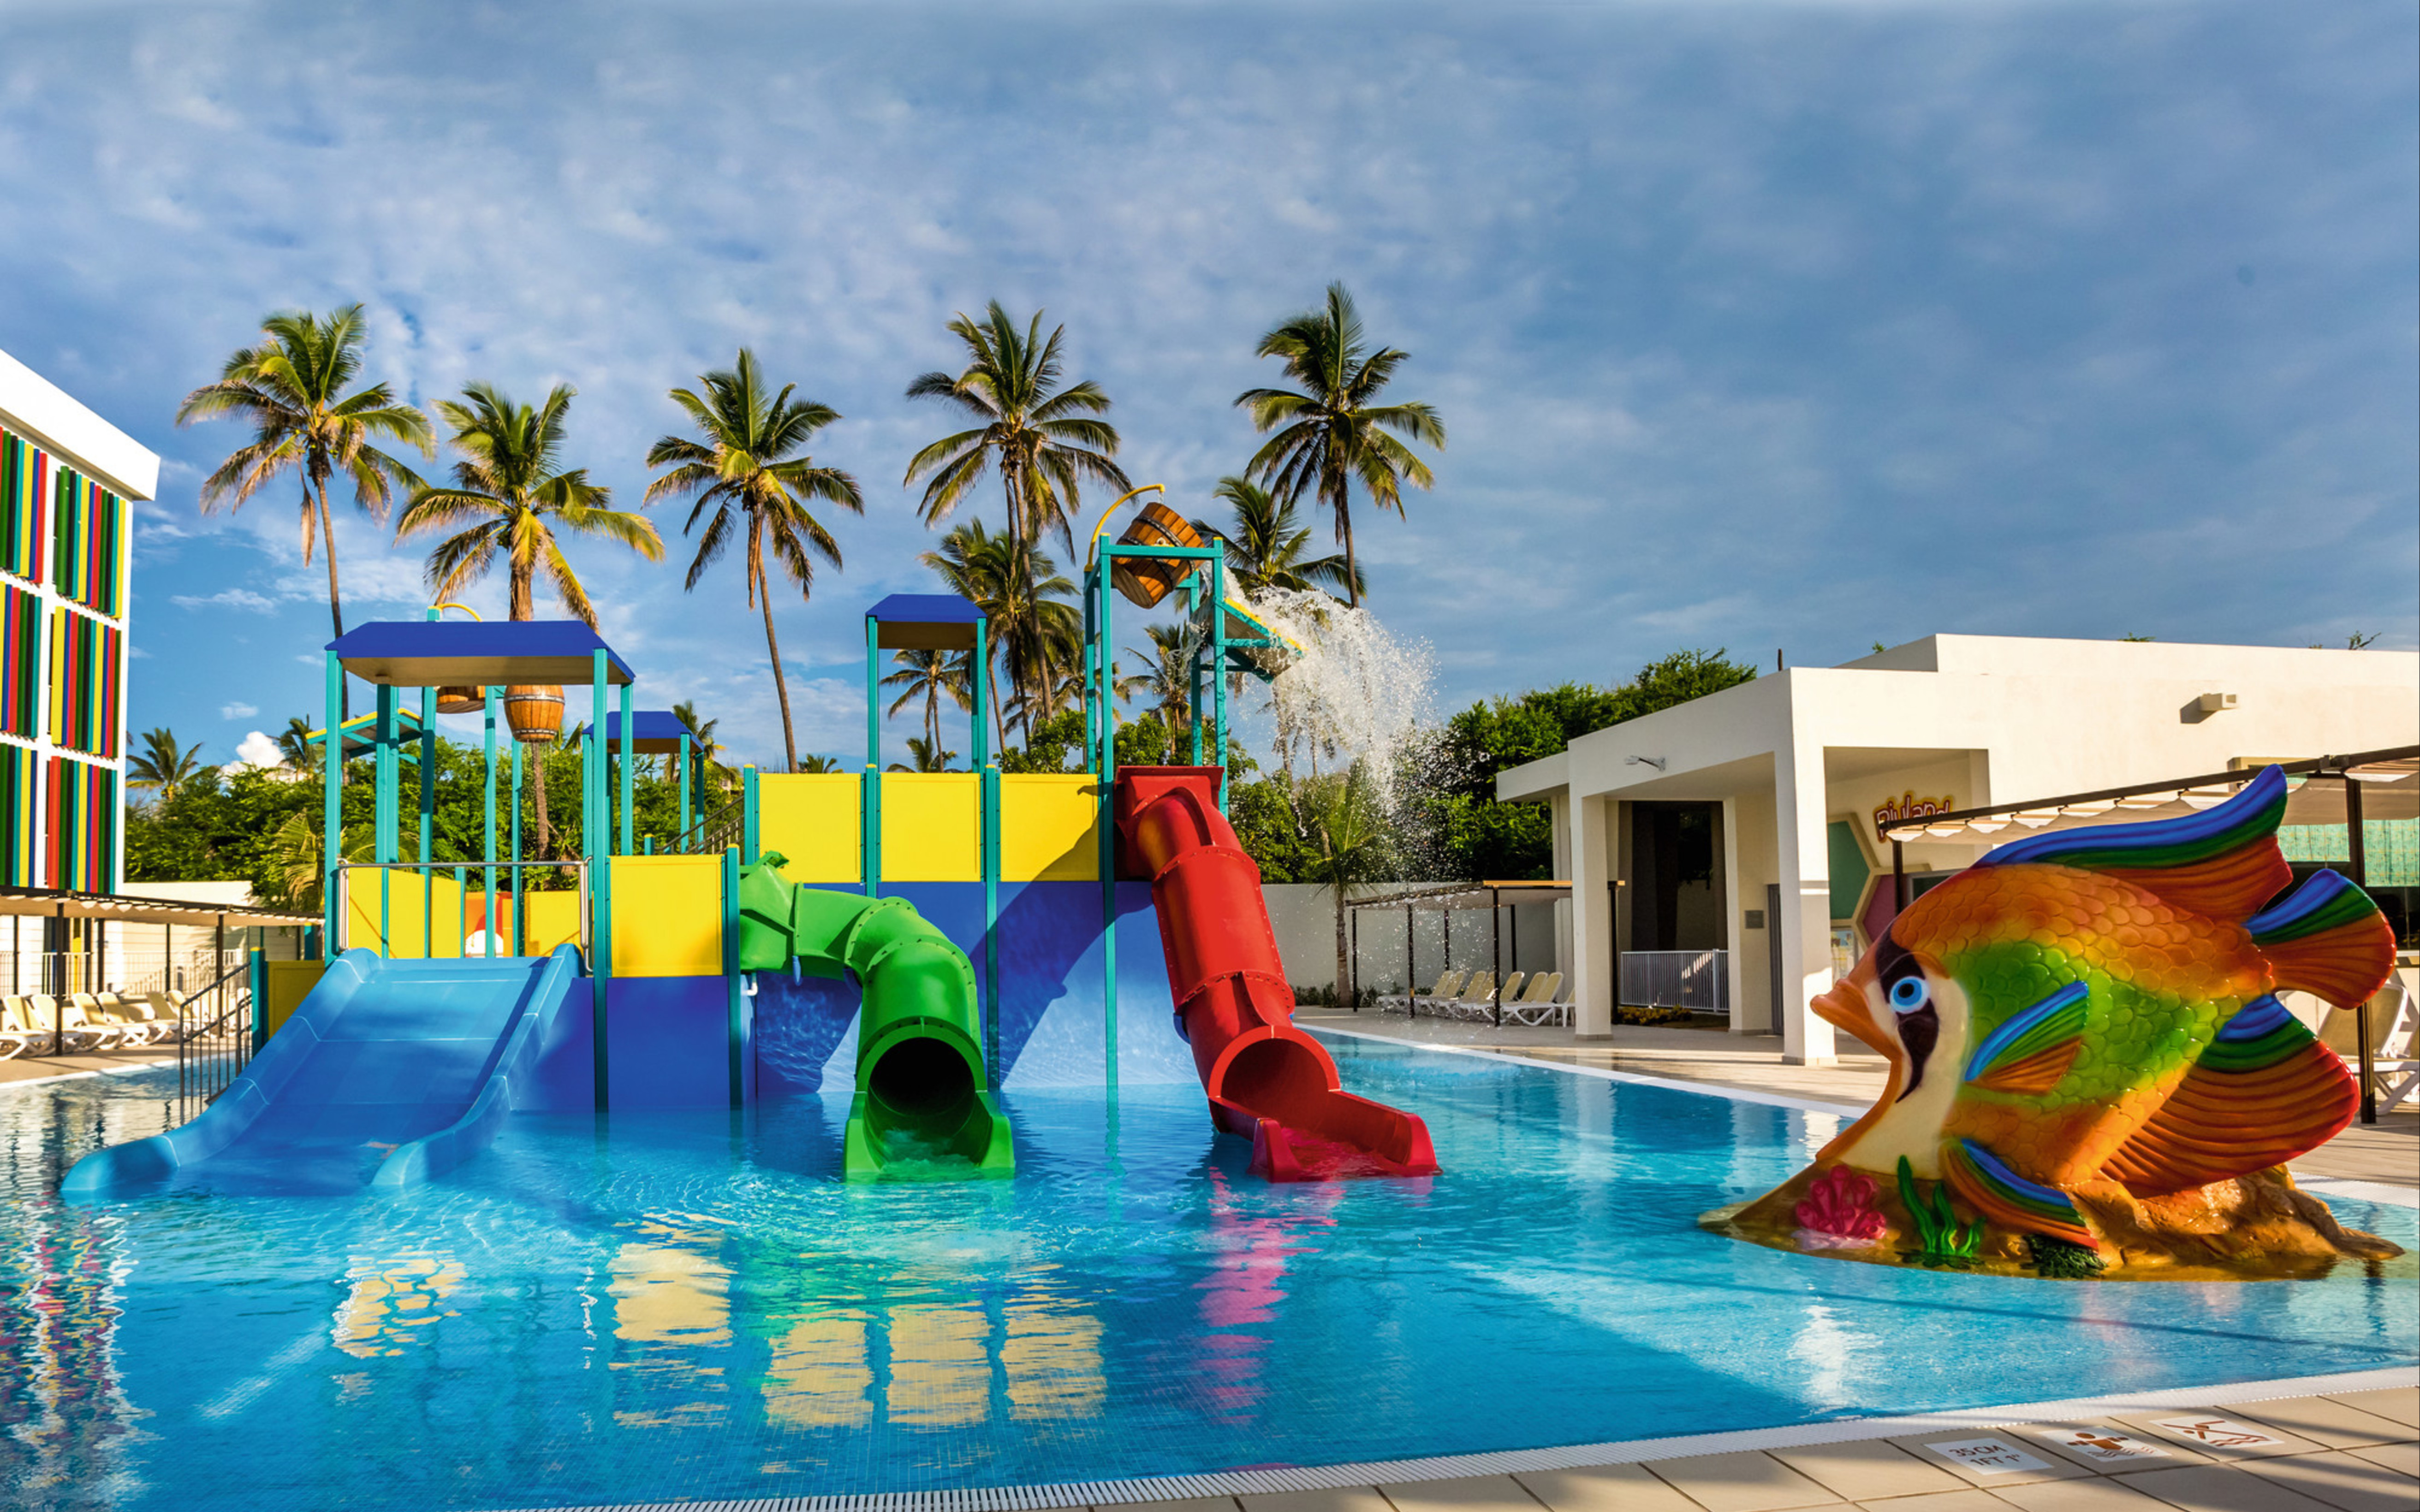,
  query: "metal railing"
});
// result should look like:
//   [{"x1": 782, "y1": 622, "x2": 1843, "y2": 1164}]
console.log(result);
[
  {"x1": 332, "y1": 860, "x2": 589, "y2": 957},
  {"x1": 676, "y1": 795, "x2": 743, "y2": 856},
  {"x1": 1619, "y1": 949, "x2": 1730, "y2": 1012},
  {"x1": 175, "y1": 960, "x2": 254, "y2": 1123}
]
